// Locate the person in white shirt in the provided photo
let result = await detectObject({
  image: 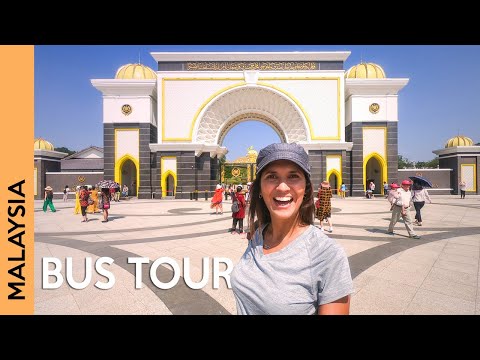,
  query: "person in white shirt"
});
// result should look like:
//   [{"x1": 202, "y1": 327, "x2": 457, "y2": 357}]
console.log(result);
[
  {"x1": 387, "y1": 180, "x2": 420, "y2": 239},
  {"x1": 459, "y1": 180, "x2": 467, "y2": 199},
  {"x1": 411, "y1": 182, "x2": 432, "y2": 226}
]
